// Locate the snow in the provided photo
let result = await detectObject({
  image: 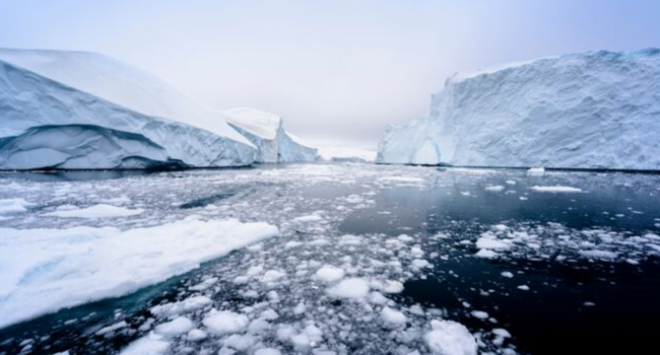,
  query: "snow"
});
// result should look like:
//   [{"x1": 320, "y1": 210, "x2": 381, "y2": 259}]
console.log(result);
[
  {"x1": 314, "y1": 265, "x2": 345, "y2": 283},
  {"x1": 380, "y1": 307, "x2": 407, "y2": 326},
  {"x1": 377, "y1": 48, "x2": 660, "y2": 170},
  {"x1": 424, "y1": 320, "x2": 478, "y2": 355},
  {"x1": 222, "y1": 107, "x2": 318, "y2": 163},
  {"x1": 327, "y1": 278, "x2": 370, "y2": 299},
  {"x1": 0, "y1": 58, "x2": 255, "y2": 169},
  {"x1": 202, "y1": 310, "x2": 249, "y2": 336},
  {"x1": 44, "y1": 204, "x2": 143, "y2": 218},
  {"x1": 529, "y1": 185, "x2": 583, "y2": 193},
  {"x1": 255, "y1": 349, "x2": 282, "y2": 355},
  {"x1": 0, "y1": 219, "x2": 278, "y2": 328}
]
